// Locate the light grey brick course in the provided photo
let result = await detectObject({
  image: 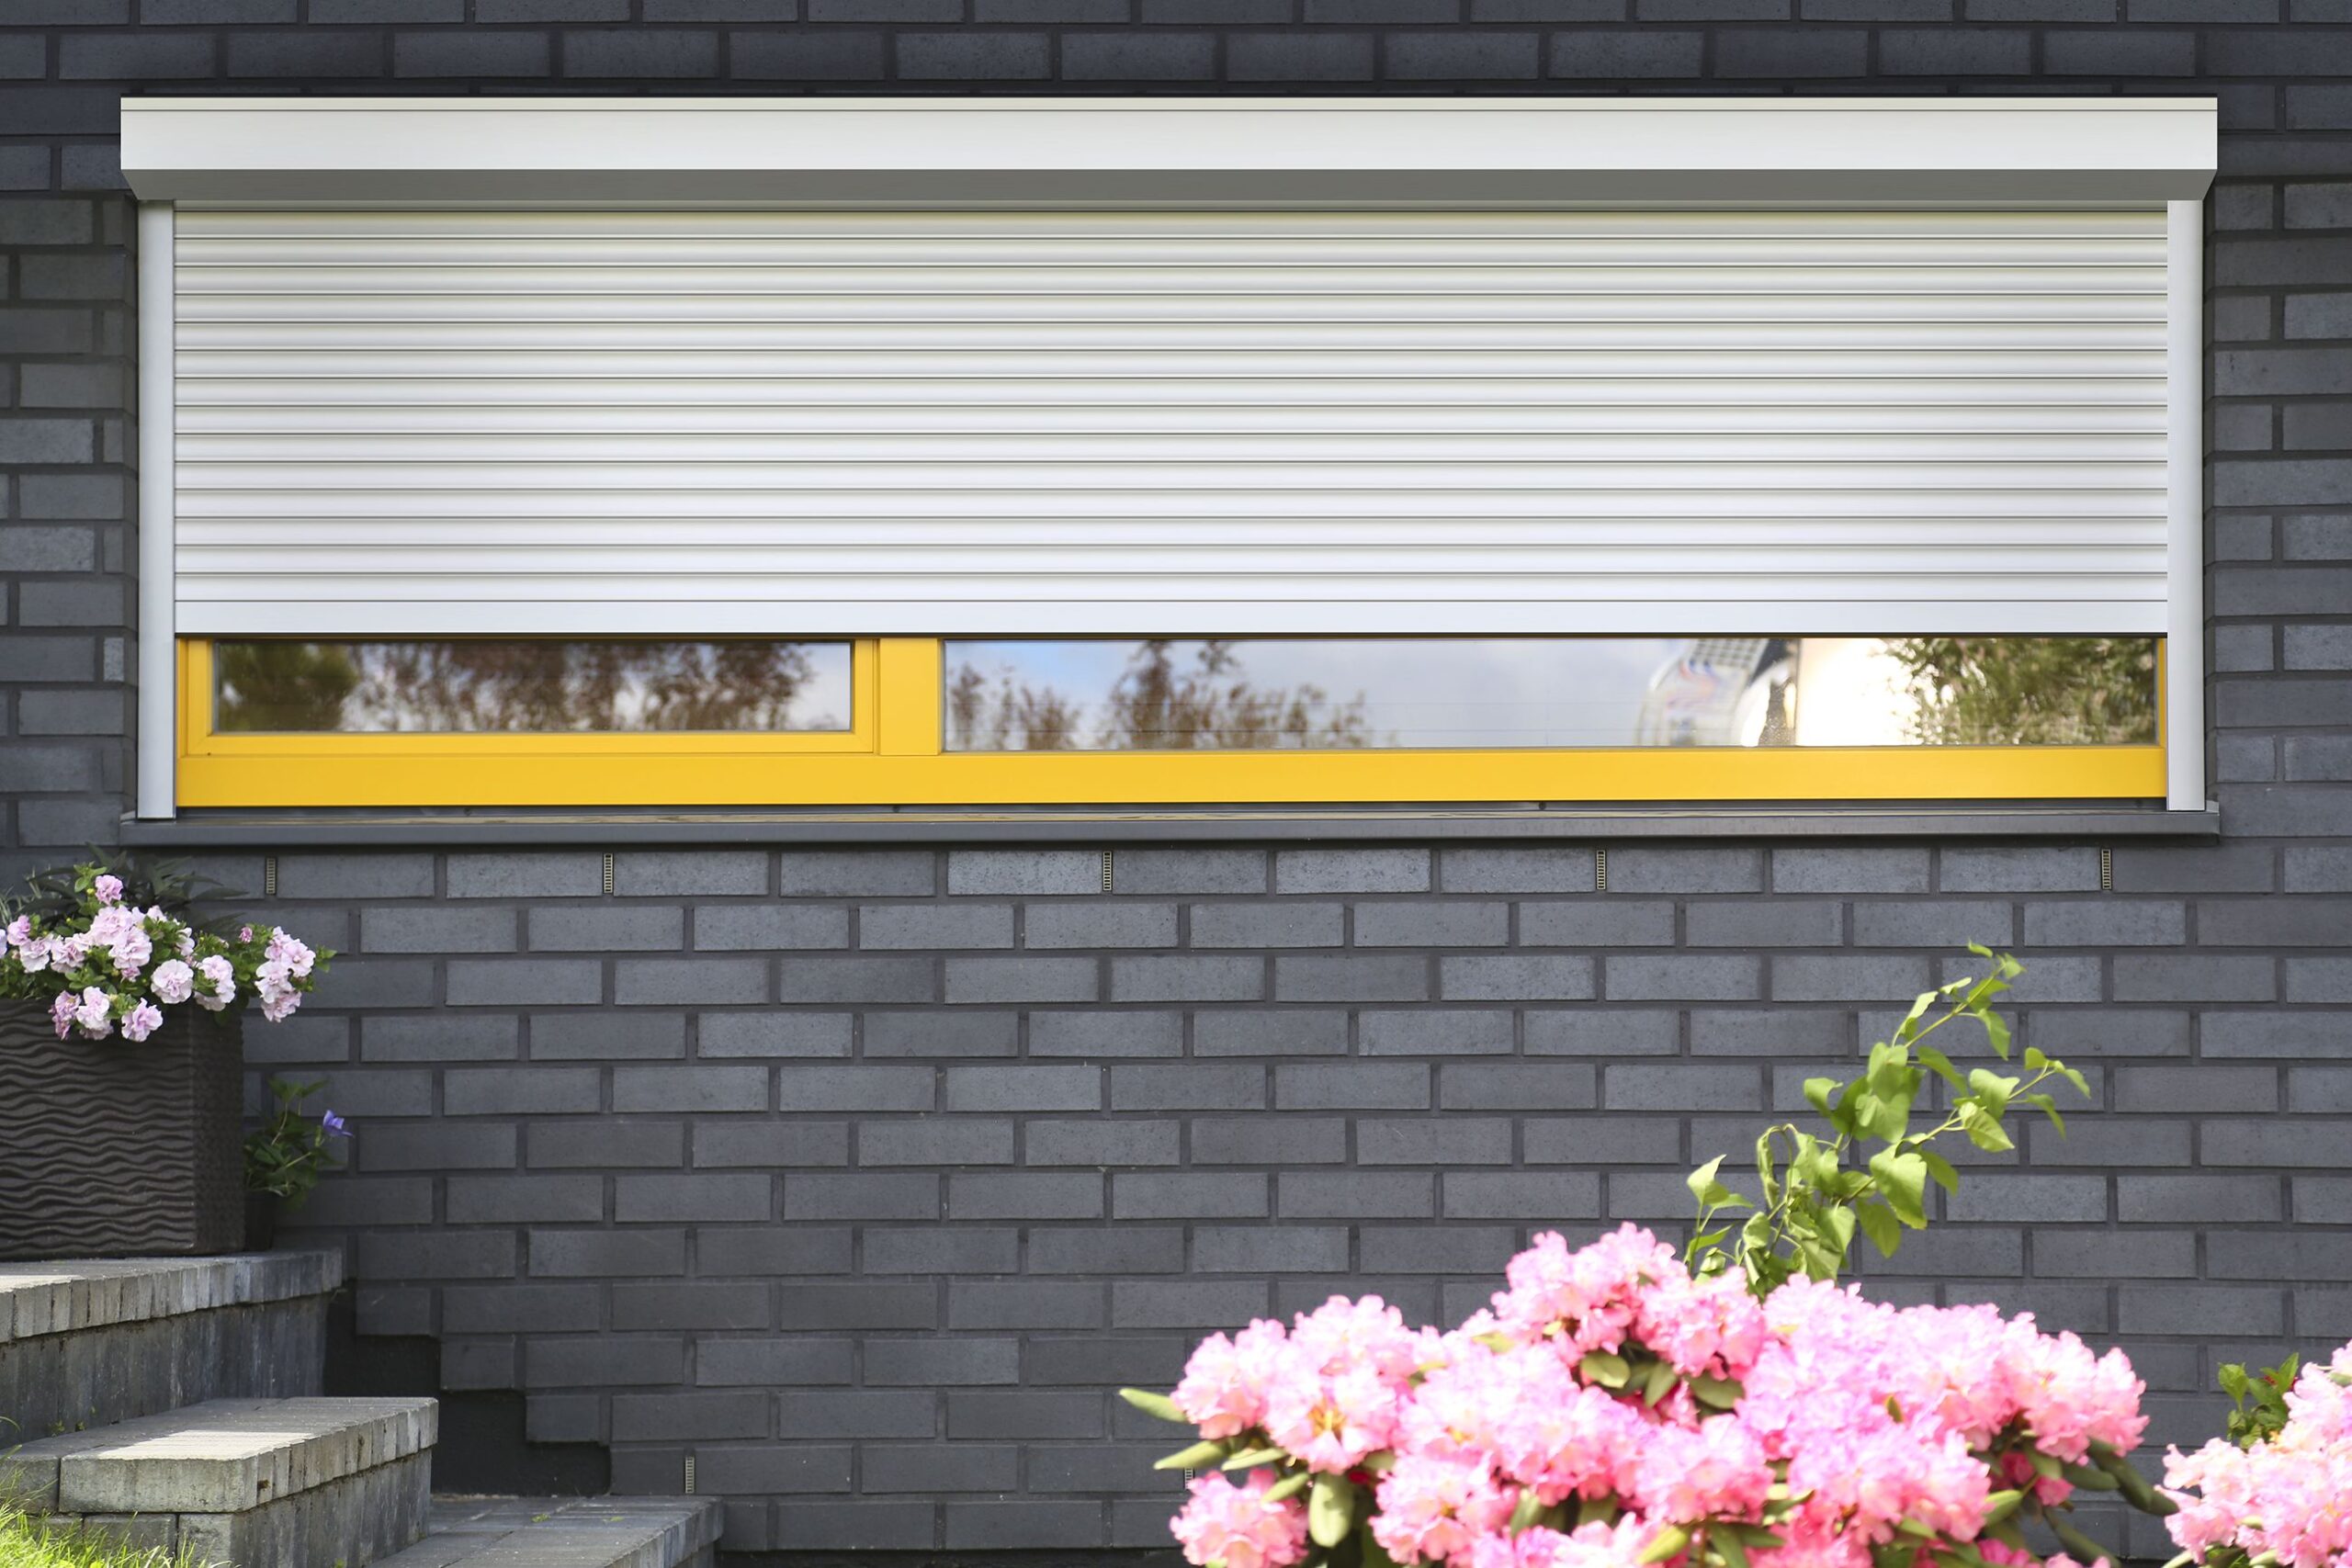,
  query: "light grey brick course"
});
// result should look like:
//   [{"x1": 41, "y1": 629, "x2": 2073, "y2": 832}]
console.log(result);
[
  {"x1": 1359, "y1": 1008, "x2": 1516, "y2": 1055},
  {"x1": 1274, "y1": 849, "x2": 1430, "y2": 894},
  {"x1": 695, "y1": 905, "x2": 849, "y2": 951}
]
